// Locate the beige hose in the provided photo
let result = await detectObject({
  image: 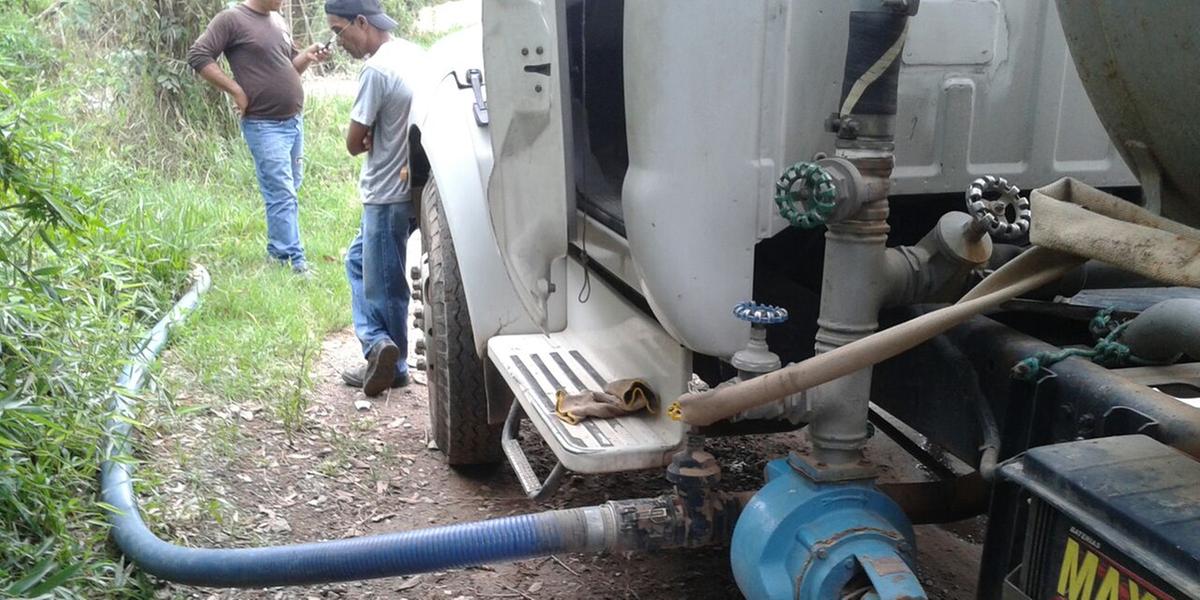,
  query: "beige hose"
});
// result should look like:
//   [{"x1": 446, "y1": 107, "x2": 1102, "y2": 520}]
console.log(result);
[
  {"x1": 669, "y1": 247, "x2": 1085, "y2": 426},
  {"x1": 1029, "y1": 178, "x2": 1200, "y2": 287}
]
